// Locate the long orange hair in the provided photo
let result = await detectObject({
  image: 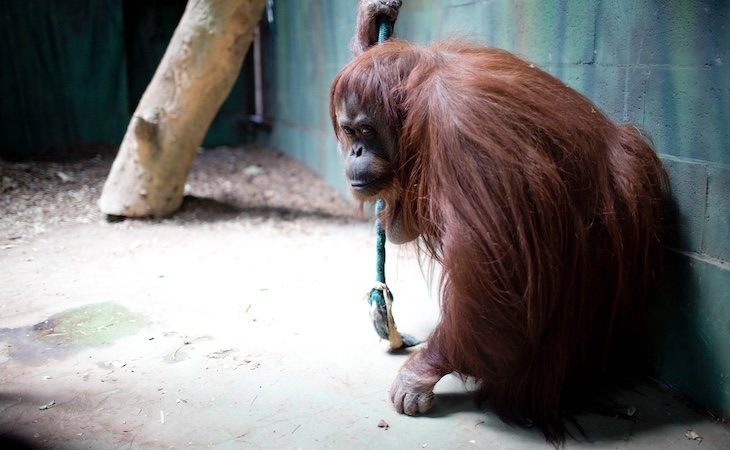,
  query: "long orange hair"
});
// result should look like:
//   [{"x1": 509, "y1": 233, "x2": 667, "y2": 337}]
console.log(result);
[{"x1": 331, "y1": 39, "x2": 667, "y2": 443}]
